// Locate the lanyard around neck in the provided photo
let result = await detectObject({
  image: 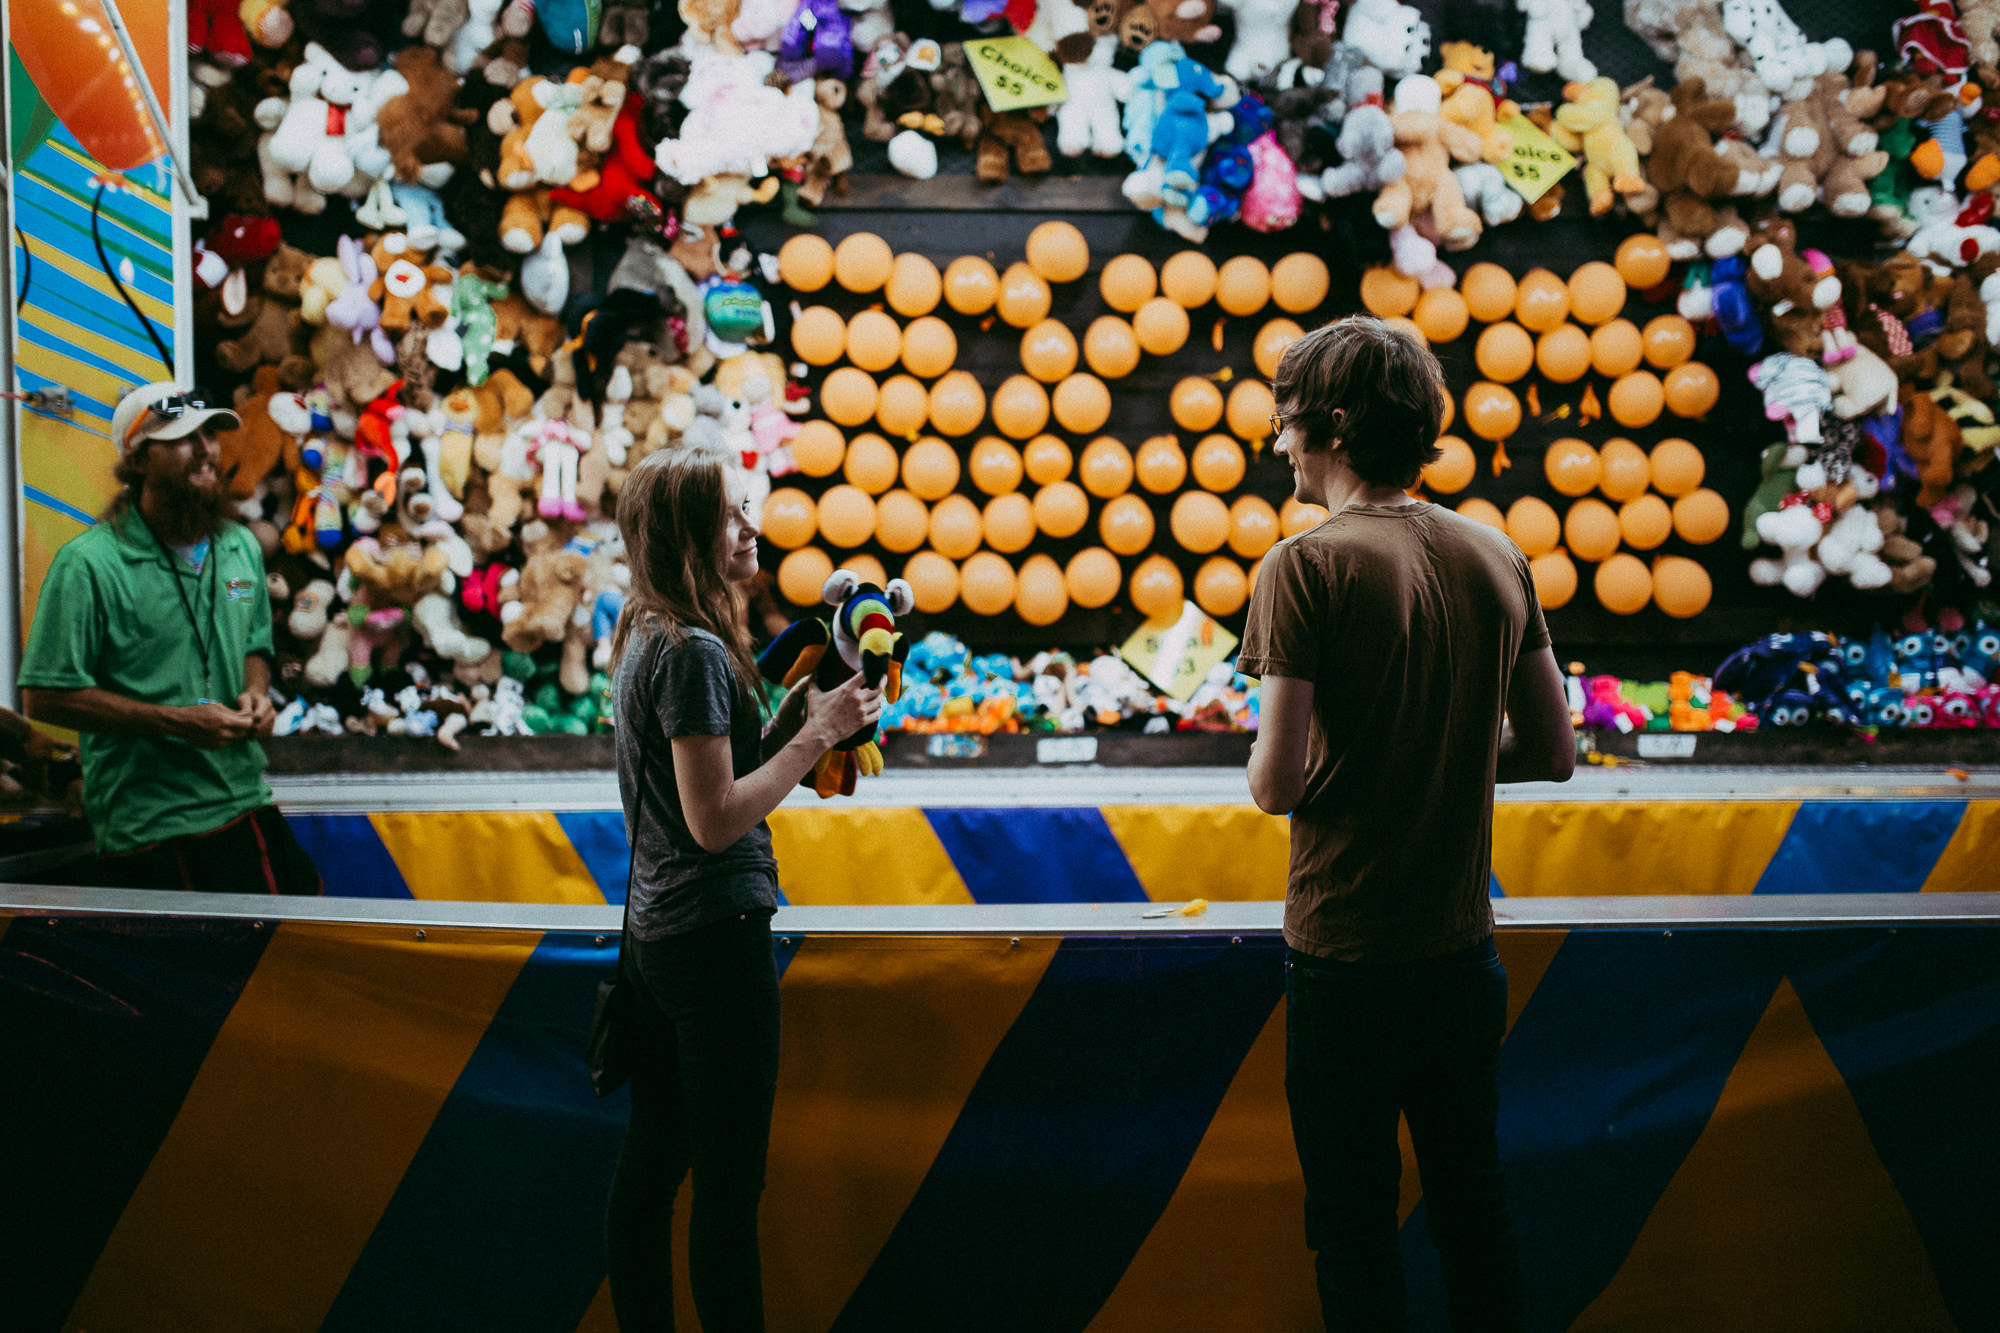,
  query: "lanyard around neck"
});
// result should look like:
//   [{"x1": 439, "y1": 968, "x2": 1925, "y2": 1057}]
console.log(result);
[{"x1": 135, "y1": 512, "x2": 220, "y2": 704}]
